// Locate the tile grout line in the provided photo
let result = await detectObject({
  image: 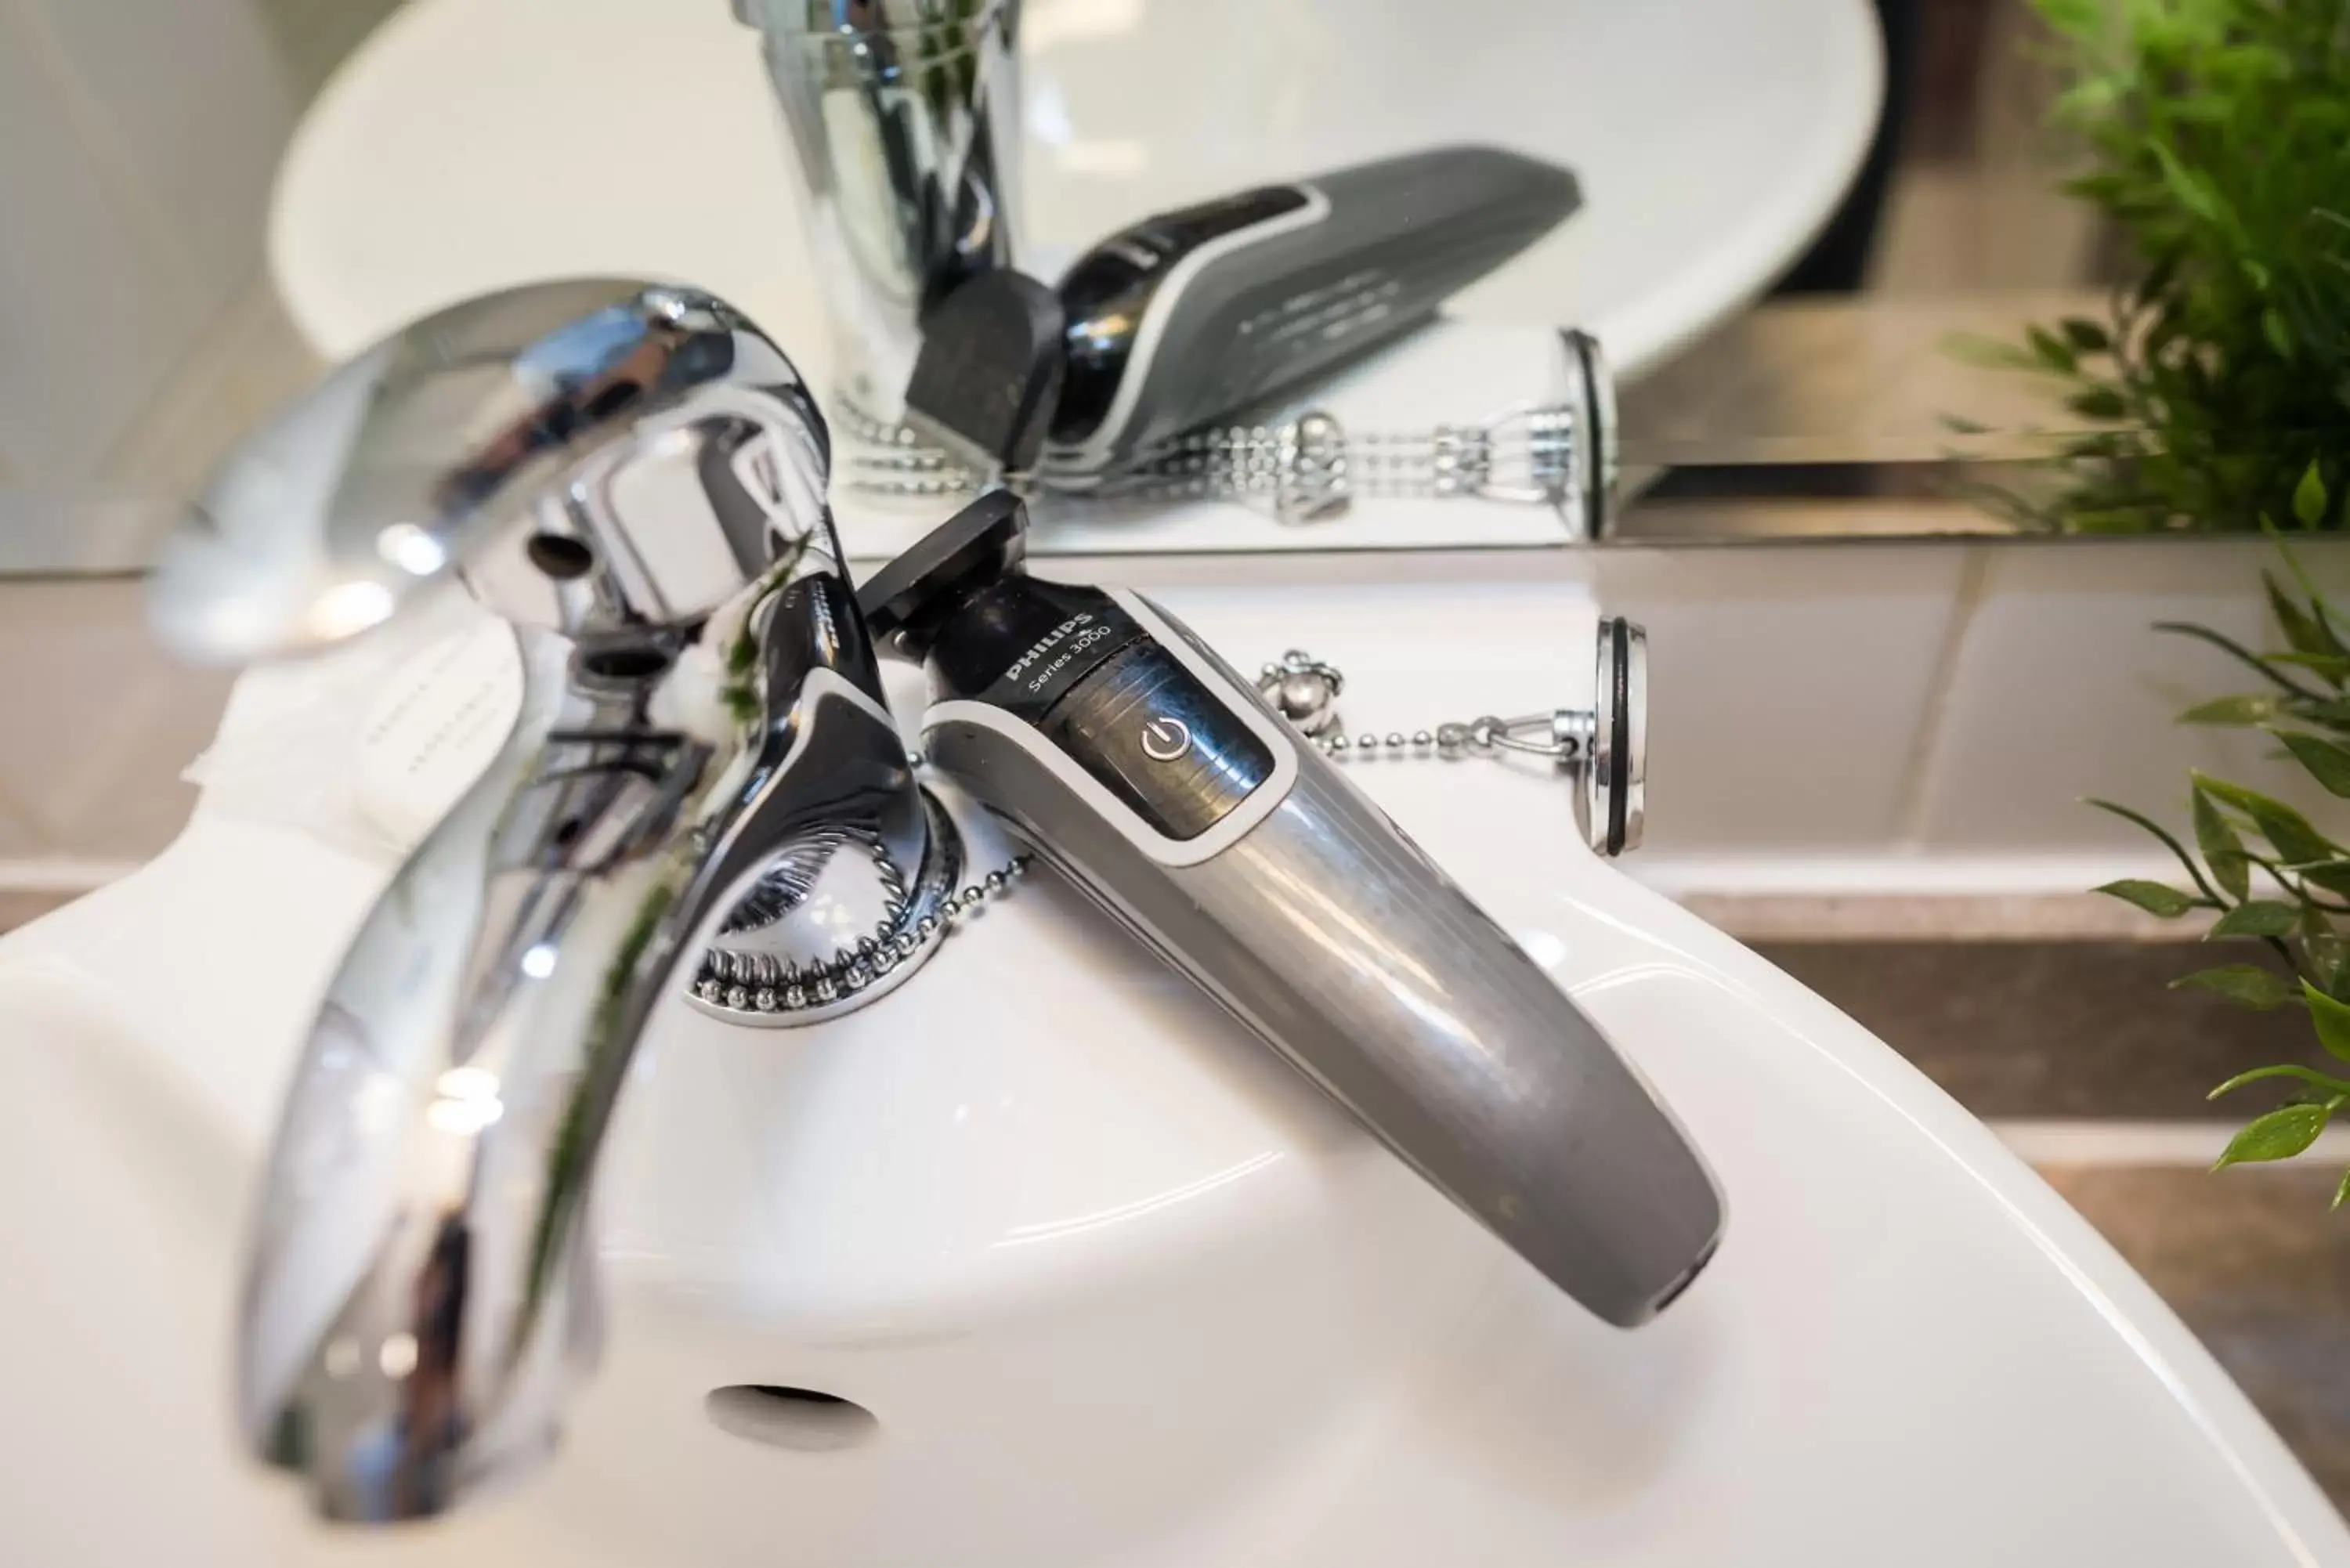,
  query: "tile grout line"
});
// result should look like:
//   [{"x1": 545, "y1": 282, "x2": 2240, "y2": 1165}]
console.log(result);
[
  {"x1": 1994, "y1": 1118, "x2": 2350, "y2": 1169},
  {"x1": 92, "y1": 269, "x2": 307, "y2": 491},
  {"x1": 0, "y1": 856, "x2": 146, "y2": 894},
  {"x1": 1889, "y1": 541, "x2": 1994, "y2": 847},
  {"x1": 2, "y1": 0, "x2": 207, "y2": 310}
]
